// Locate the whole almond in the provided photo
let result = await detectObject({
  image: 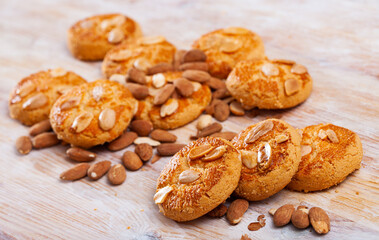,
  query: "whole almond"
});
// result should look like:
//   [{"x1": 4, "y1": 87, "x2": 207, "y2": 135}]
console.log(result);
[
  {"x1": 182, "y1": 70, "x2": 211, "y2": 83},
  {"x1": 183, "y1": 49, "x2": 207, "y2": 63},
  {"x1": 214, "y1": 101, "x2": 230, "y2": 122},
  {"x1": 135, "y1": 143, "x2": 153, "y2": 162},
  {"x1": 130, "y1": 119, "x2": 153, "y2": 136},
  {"x1": 210, "y1": 131, "x2": 238, "y2": 141},
  {"x1": 173, "y1": 78, "x2": 194, "y2": 97},
  {"x1": 107, "y1": 131, "x2": 137, "y2": 151},
  {"x1": 230, "y1": 101, "x2": 245, "y2": 116},
  {"x1": 22, "y1": 93, "x2": 48, "y2": 110},
  {"x1": 291, "y1": 208, "x2": 310, "y2": 229},
  {"x1": 150, "y1": 129, "x2": 177, "y2": 142},
  {"x1": 309, "y1": 207, "x2": 330, "y2": 234},
  {"x1": 32, "y1": 132, "x2": 60, "y2": 149},
  {"x1": 227, "y1": 199, "x2": 249, "y2": 225},
  {"x1": 212, "y1": 88, "x2": 231, "y2": 99},
  {"x1": 122, "y1": 151, "x2": 143, "y2": 171},
  {"x1": 205, "y1": 99, "x2": 222, "y2": 115},
  {"x1": 207, "y1": 204, "x2": 227, "y2": 218},
  {"x1": 17, "y1": 81, "x2": 35, "y2": 97},
  {"x1": 160, "y1": 99, "x2": 178, "y2": 117},
  {"x1": 157, "y1": 143, "x2": 186, "y2": 156},
  {"x1": 87, "y1": 160, "x2": 111, "y2": 180},
  {"x1": 179, "y1": 169, "x2": 200, "y2": 183},
  {"x1": 60, "y1": 163, "x2": 90, "y2": 181},
  {"x1": 291, "y1": 64, "x2": 308, "y2": 75},
  {"x1": 108, "y1": 164, "x2": 126, "y2": 185},
  {"x1": 326, "y1": 129, "x2": 339, "y2": 143},
  {"x1": 202, "y1": 145, "x2": 227, "y2": 161},
  {"x1": 273, "y1": 204, "x2": 295, "y2": 227},
  {"x1": 60, "y1": 96, "x2": 80, "y2": 110},
  {"x1": 29, "y1": 119, "x2": 51, "y2": 136},
  {"x1": 99, "y1": 108, "x2": 116, "y2": 131},
  {"x1": 173, "y1": 50, "x2": 186, "y2": 70},
  {"x1": 147, "y1": 63, "x2": 173, "y2": 75},
  {"x1": 153, "y1": 84, "x2": 175, "y2": 105},
  {"x1": 179, "y1": 62, "x2": 208, "y2": 71},
  {"x1": 197, "y1": 122, "x2": 223, "y2": 138},
  {"x1": 206, "y1": 77, "x2": 226, "y2": 90},
  {"x1": 71, "y1": 112, "x2": 93, "y2": 133},
  {"x1": 66, "y1": 147, "x2": 96, "y2": 162},
  {"x1": 196, "y1": 114, "x2": 213, "y2": 130},
  {"x1": 107, "y1": 28, "x2": 124, "y2": 43},
  {"x1": 16, "y1": 136, "x2": 32, "y2": 155},
  {"x1": 125, "y1": 83, "x2": 149, "y2": 100},
  {"x1": 245, "y1": 121, "x2": 274, "y2": 144},
  {"x1": 126, "y1": 67, "x2": 146, "y2": 84}
]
